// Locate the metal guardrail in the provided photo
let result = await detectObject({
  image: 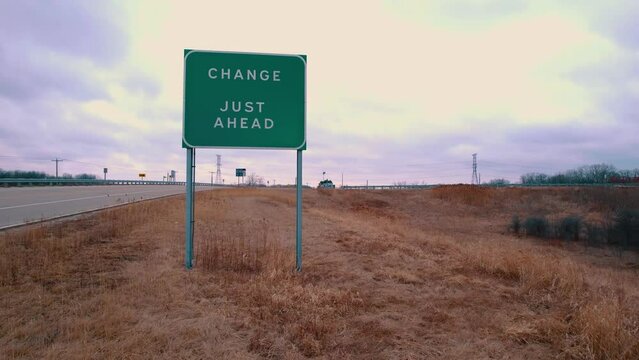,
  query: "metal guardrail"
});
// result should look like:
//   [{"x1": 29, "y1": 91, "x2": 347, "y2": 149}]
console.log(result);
[
  {"x1": 341, "y1": 183, "x2": 639, "y2": 190},
  {"x1": 0, "y1": 178, "x2": 220, "y2": 187},
  {"x1": 341, "y1": 184, "x2": 438, "y2": 190},
  {"x1": 484, "y1": 183, "x2": 639, "y2": 188},
  {"x1": 5, "y1": 179, "x2": 635, "y2": 189}
]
